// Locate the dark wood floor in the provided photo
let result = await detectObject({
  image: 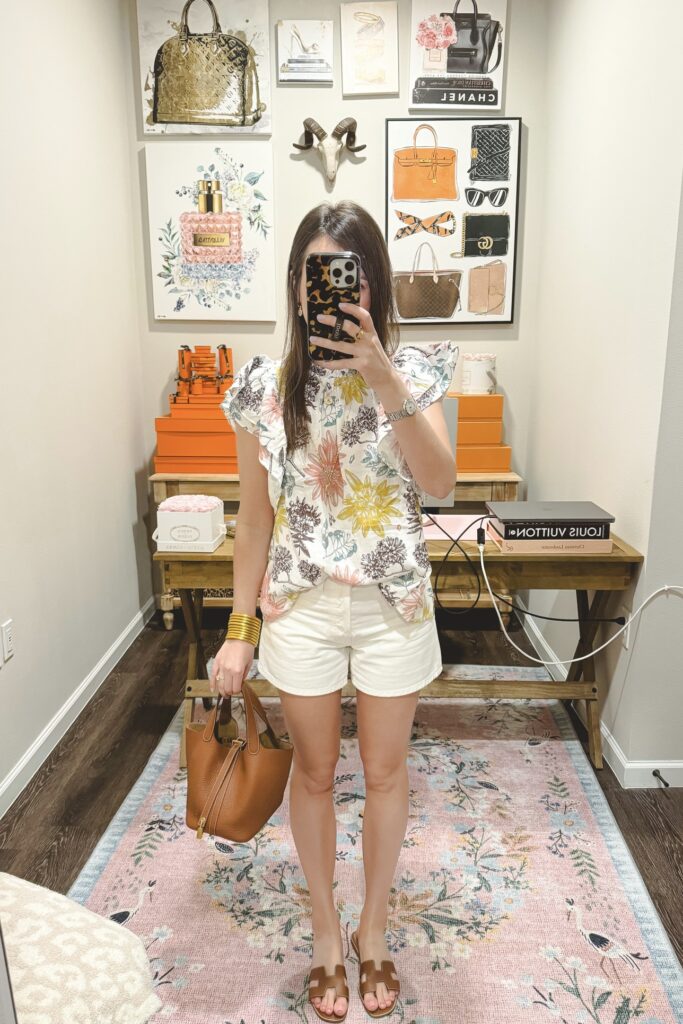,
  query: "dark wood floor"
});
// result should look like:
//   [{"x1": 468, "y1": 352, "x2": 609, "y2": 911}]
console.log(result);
[{"x1": 0, "y1": 607, "x2": 681, "y2": 965}]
